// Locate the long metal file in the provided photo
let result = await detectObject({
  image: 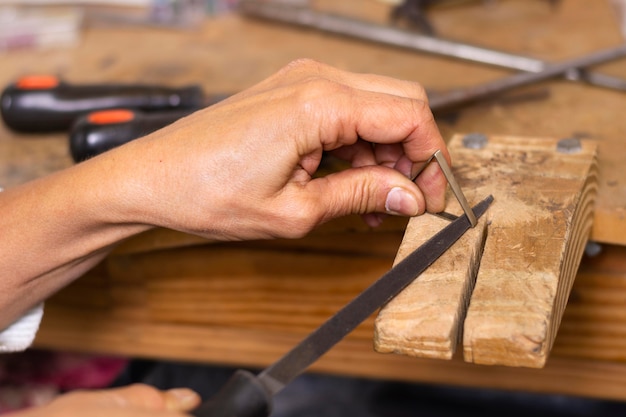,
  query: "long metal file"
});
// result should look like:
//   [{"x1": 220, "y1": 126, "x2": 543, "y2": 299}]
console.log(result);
[{"x1": 193, "y1": 195, "x2": 494, "y2": 417}]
